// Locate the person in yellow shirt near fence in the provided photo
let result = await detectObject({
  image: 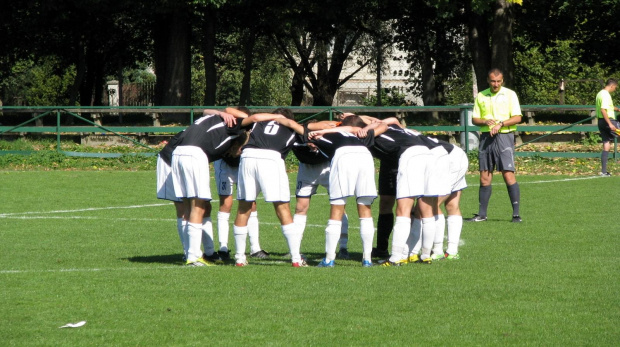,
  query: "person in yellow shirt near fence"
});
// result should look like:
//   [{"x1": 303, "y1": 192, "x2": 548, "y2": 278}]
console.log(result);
[
  {"x1": 596, "y1": 78, "x2": 620, "y2": 177},
  {"x1": 466, "y1": 68, "x2": 523, "y2": 223}
]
